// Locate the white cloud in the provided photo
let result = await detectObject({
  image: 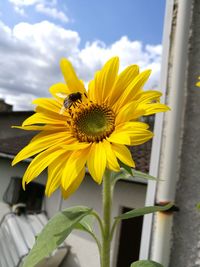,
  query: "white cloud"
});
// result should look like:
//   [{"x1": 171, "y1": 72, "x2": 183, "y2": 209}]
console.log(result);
[
  {"x1": 13, "y1": 6, "x2": 25, "y2": 15},
  {"x1": 9, "y1": 0, "x2": 44, "y2": 6},
  {"x1": 78, "y1": 37, "x2": 161, "y2": 73},
  {"x1": 0, "y1": 92, "x2": 36, "y2": 110},
  {"x1": 35, "y1": 3, "x2": 69, "y2": 23},
  {"x1": 0, "y1": 20, "x2": 162, "y2": 110},
  {"x1": 9, "y1": 0, "x2": 69, "y2": 23}
]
